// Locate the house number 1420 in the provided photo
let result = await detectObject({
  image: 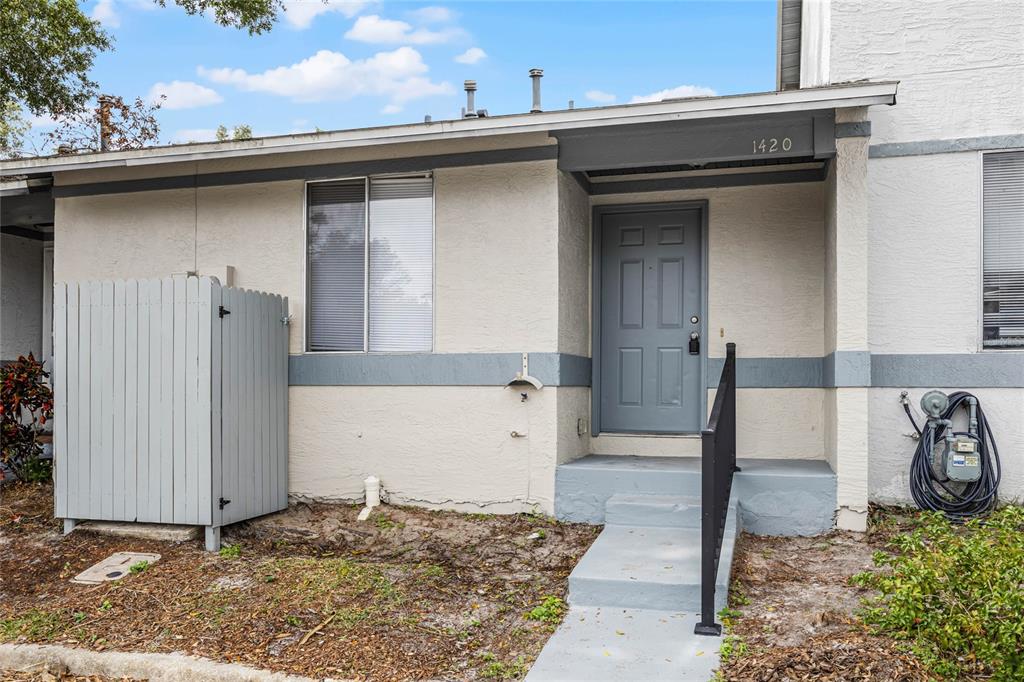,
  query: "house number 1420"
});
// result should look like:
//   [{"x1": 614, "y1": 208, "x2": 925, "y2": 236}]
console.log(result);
[{"x1": 752, "y1": 137, "x2": 792, "y2": 154}]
